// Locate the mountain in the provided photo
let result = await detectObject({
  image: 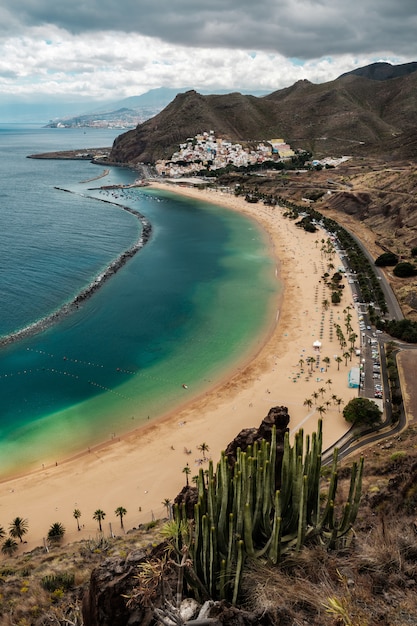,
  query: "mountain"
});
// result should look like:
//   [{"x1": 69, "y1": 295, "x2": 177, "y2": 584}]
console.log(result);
[
  {"x1": 45, "y1": 87, "x2": 270, "y2": 129},
  {"x1": 339, "y1": 61, "x2": 417, "y2": 81},
  {"x1": 110, "y1": 64, "x2": 417, "y2": 164}
]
